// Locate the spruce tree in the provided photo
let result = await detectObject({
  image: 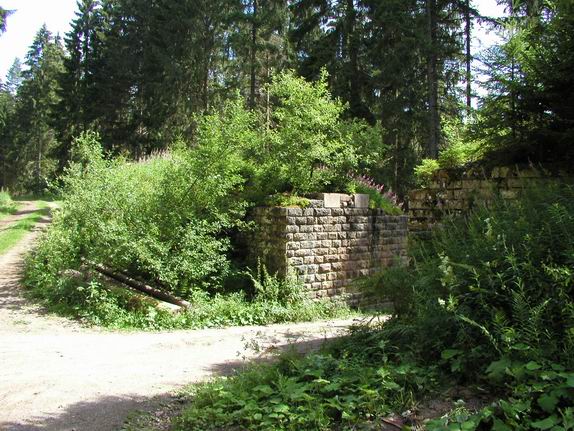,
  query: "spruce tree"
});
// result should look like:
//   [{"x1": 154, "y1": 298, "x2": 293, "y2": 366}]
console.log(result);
[{"x1": 9, "y1": 26, "x2": 65, "y2": 191}]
